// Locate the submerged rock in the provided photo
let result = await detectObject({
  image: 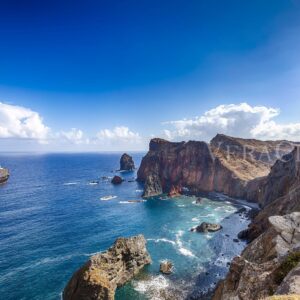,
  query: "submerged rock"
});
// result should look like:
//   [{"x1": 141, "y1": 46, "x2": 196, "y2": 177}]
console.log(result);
[
  {"x1": 120, "y1": 153, "x2": 135, "y2": 171},
  {"x1": 0, "y1": 167, "x2": 9, "y2": 183},
  {"x1": 160, "y1": 260, "x2": 173, "y2": 274},
  {"x1": 191, "y1": 222, "x2": 222, "y2": 233},
  {"x1": 111, "y1": 175, "x2": 123, "y2": 184},
  {"x1": 63, "y1": 235, "x2": 151, "y2": 300}
]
